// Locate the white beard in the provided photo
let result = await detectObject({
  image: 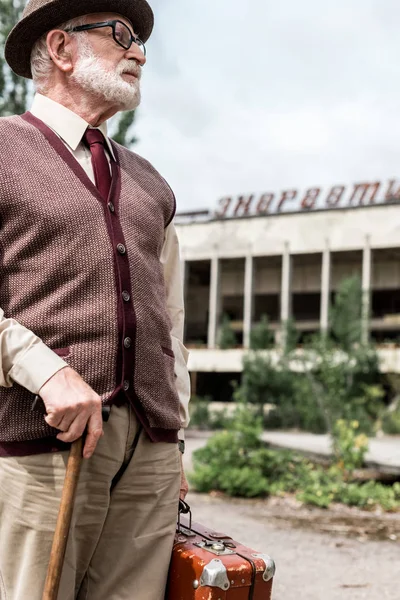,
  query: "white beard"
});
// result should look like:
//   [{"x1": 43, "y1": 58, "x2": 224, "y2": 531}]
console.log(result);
[{"x1": 71, "y1": 37, "x2": 141, "y2": 111}]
